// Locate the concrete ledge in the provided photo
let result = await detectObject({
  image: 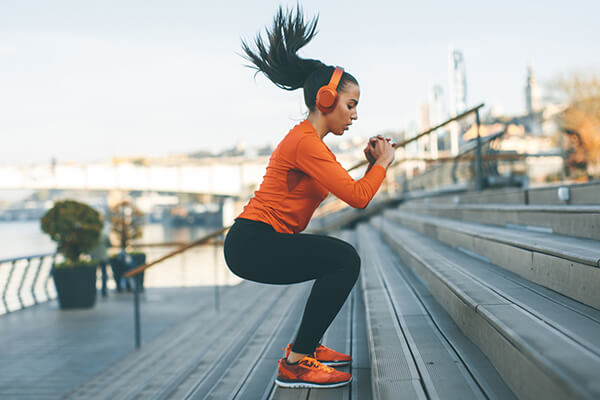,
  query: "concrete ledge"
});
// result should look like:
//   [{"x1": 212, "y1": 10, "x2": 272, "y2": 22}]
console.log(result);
[
  {"x1": 397, "y1": 204, "x2": 600, "y2": 241},
  {"x1": 400, "y1": 180, "x2": 600, "y2": 206},
  {"x1": 528, "y1": 181, "x2": 600, "y2": 205},
  {"x1": 385, "y1": 210, "x2": 600, "y2": 309},
  {"x1": 376, "y1": 218, "x2": 600, "y2": 400}
]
